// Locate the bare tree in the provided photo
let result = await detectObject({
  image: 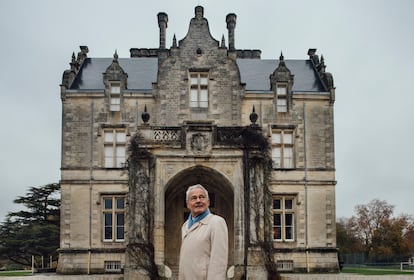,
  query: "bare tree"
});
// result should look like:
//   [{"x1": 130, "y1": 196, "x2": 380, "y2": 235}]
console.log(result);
[{"x1": 350, "y1": 199, "x2": 394, "y2": 257}]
